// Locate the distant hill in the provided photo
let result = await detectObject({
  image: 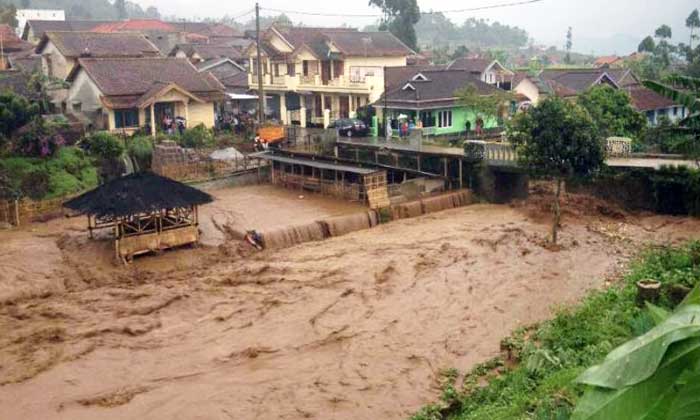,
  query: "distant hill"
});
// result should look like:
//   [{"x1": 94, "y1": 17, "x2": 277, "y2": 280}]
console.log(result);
[
  {"x1": 3, "y1": 0, "x2": 159, "y2": 21},
  {"x1": 574, "y1": 33, "x2": 641, "y2": 56}
]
